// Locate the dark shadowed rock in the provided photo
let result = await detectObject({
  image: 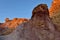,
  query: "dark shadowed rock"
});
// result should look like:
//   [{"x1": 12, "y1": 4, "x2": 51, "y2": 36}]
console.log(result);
[{"x1": 32, "y1": 4, "x2": 49, "y2": 19}]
